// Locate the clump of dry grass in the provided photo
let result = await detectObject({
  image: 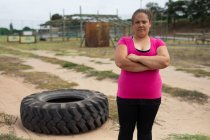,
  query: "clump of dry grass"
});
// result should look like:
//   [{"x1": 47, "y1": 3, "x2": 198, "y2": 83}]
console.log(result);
[
  {"x1": 0, "y1": 112, "x2": 17, "y2": 126},
  {"x1": 0, "y1": 133, "x2": 28, "y2": 140},
  {"x1": 0, "y1": 56, "x2": 78, "y2": 90},
  {"x1": 108, "y1": 96, "x2": 118, "y2": 122},
  {"x1": 163, "y1": 84, "x2": 209, "y2": 104},
  {"x1": 176, "y1": 68, "x2": 210, "y2": 77},
  {"x1": 19, "y1": 71, "x2": 78, "y2": 90},
  {"x1": 0, "y1": 46, "x2": 35, "y2": 58},
  {"x1": 166, "y1": 134, "x2": 210, "y2": 140},
  {"x1": 0, "y1": 56, "x2": 32, "y2": 74},
  {"x1": 168, "y1": 46, "x2": 210, "y2": 75},
  {"x1": 40, "y1": 56, "x2": 119, "y2": 80}
]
